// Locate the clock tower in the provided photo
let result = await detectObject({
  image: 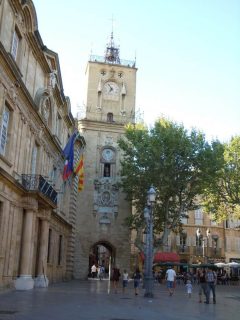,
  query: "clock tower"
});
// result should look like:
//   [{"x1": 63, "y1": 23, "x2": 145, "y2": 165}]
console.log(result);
[{"x1": 75, "y1": 32, "x2": 137, "y2": 279}]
